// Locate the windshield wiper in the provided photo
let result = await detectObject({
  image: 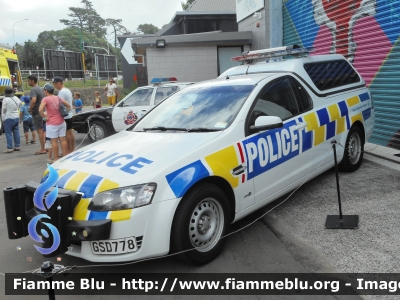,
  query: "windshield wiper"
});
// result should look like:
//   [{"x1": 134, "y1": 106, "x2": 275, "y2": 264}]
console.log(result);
[
  {"x1": 143, "y1": 126, "x2": 188, "y2": 132},
  {"x1": 187, "y1": 127, "x2": 222, "y2": 132}
]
